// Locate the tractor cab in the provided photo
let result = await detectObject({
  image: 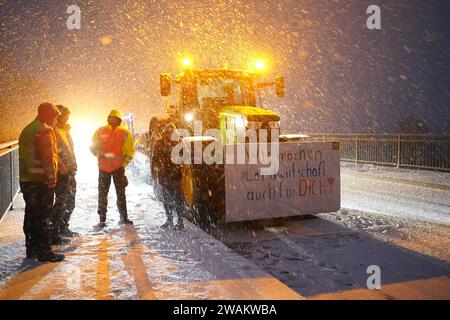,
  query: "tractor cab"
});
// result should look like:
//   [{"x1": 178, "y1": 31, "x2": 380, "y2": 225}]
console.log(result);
[{"x1": 160, "y1": 66, "x2": 285, "y2": 132}]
